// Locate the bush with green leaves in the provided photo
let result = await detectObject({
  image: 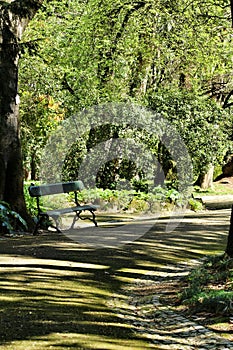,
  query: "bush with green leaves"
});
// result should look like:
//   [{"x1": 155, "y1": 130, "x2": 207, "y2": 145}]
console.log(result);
[
  {"x1": 179, "y1": 255, "x2": 233, "y2": 316},
  {"x1": 74, "y1": 185, "x2": 188, "y2": 213},
  {"x1": 145, "y1": 89, "x2": 231, "y2": 179},
  {"x1": 24, "y1": 181, "x2": 41, "y2": 217},
  {"x1": 188, "y1": 198, "x2": 203, "y2": 211},
  {"x1": 0, "y1": 201, "x2": 27, "y2": 234}
]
